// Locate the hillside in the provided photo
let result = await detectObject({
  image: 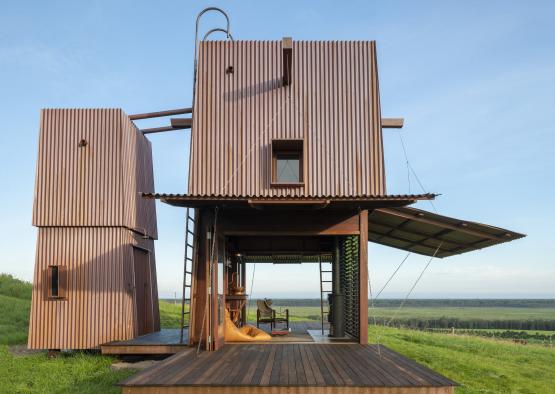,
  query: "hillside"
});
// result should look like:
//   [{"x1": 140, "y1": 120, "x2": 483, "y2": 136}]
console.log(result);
[
  {"x1": 0, "y1": 275, "x2": 554, "y2": 393},
  {"x1": 0, "y1": 274, "x2": 32, "y2": 345}
]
